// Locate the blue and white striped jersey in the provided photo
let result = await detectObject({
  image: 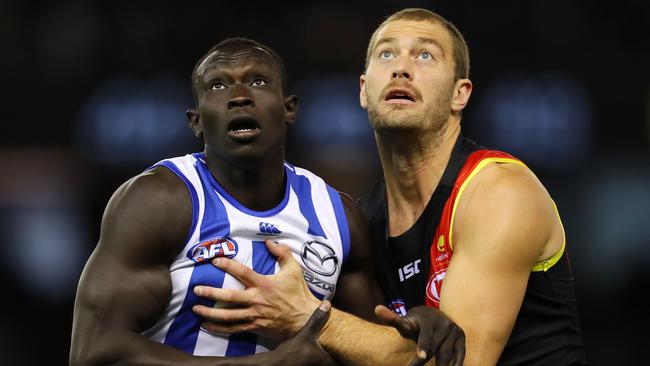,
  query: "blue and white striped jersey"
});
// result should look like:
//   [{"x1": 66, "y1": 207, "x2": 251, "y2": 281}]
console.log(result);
[{"x1": 141, "y1": 153, "x2": 350, "y2": 356}]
